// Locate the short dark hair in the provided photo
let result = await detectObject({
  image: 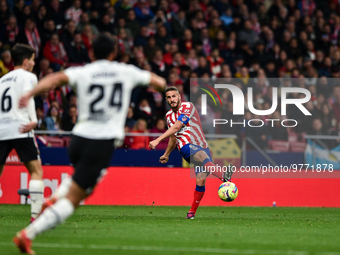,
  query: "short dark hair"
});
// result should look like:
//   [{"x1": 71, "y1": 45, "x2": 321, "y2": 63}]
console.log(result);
[
  {"x1": 92, "y1": 33, "x2": 116, "y2": 60},
  {"x1": 165, "y1": 86, "x2": 179, "y2": 94},
  {"x1": 11, "y1": 44, "x2": 35, "y2": 66}
]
